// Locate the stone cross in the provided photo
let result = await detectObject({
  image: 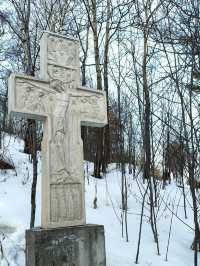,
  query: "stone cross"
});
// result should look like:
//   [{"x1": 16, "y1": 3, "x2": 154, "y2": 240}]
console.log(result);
[{"x1": 8, "y1": 32, "x2": 107, "y2": 228}]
